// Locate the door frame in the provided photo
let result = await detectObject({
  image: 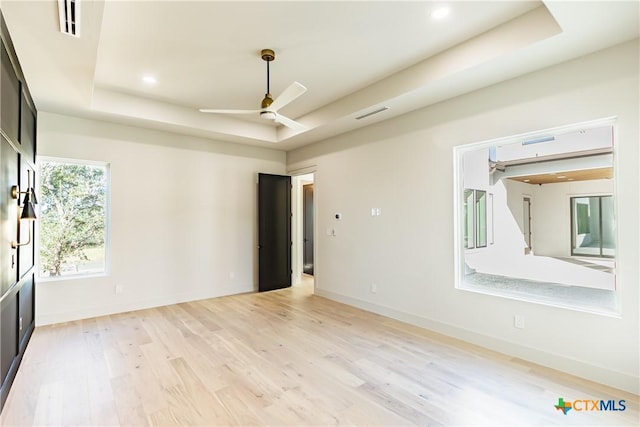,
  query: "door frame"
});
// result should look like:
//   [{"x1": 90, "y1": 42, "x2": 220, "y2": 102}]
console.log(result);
[
  {"x1": 302, "y1": 183, "x2": 314, "y2": 275},
  {"x1": 289, "y1": 167, "x2": 316, "y2": 290}
]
